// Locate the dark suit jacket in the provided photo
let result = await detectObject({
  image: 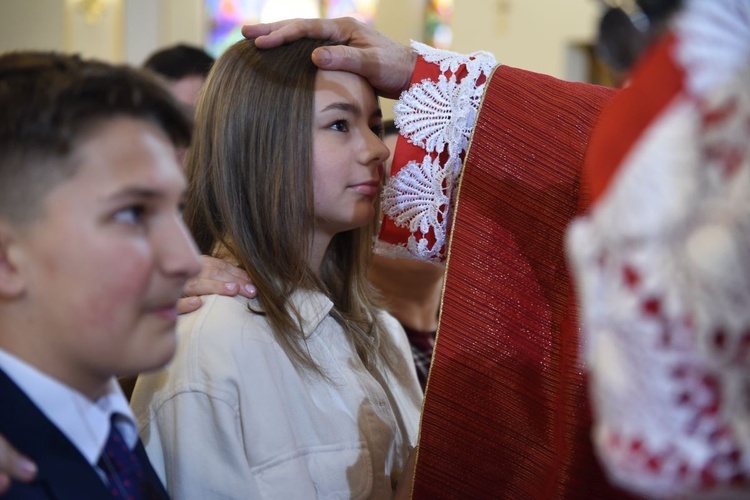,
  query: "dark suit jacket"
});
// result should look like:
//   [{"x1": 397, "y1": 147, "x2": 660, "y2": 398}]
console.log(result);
[{"x1": 0, "y1": 368, "x2": 169, "y2": 499}]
